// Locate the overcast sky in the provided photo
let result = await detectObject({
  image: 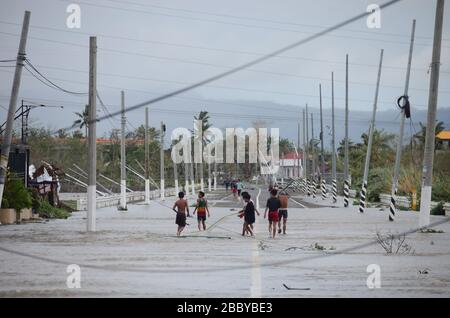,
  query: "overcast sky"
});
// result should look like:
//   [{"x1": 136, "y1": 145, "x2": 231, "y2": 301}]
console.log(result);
[{"x1": 1, "y1": 0, "x2": 449, "y2": 142}]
